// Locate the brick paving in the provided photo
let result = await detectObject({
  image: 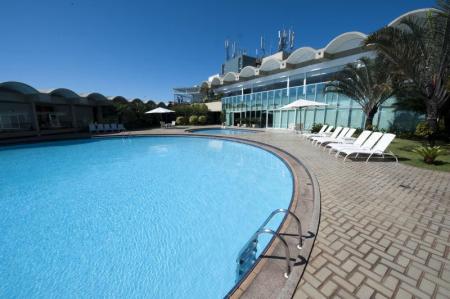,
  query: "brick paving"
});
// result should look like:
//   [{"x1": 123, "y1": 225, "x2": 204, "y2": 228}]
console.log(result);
[{"x1": 242, "y1": 131, "x2": 450, "y2": 299}]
